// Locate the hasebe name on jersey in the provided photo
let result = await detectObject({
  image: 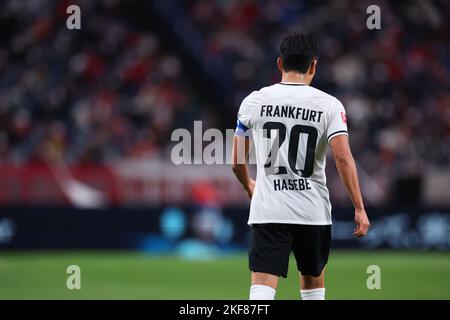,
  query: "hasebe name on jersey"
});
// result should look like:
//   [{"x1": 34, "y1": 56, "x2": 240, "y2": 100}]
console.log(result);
[{"x1": 273, "y1": 178, "x2": 311, "y2": 191}]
